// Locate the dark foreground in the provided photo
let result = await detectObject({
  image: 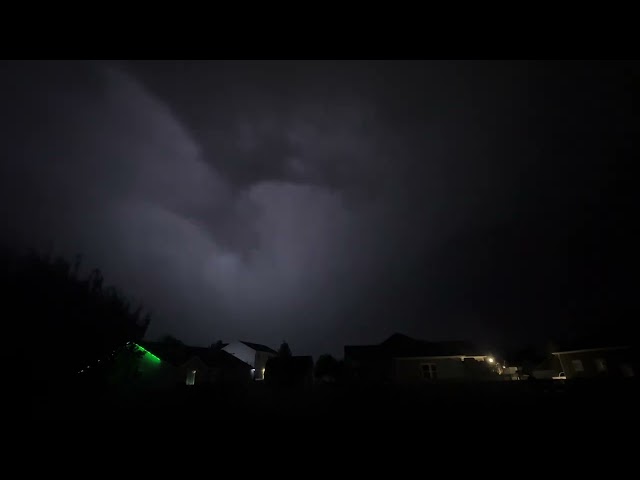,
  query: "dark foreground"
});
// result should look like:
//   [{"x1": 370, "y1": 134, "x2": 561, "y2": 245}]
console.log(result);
[{"x1": 31, "y1": 379, "x2": 638, "y2": 439}]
